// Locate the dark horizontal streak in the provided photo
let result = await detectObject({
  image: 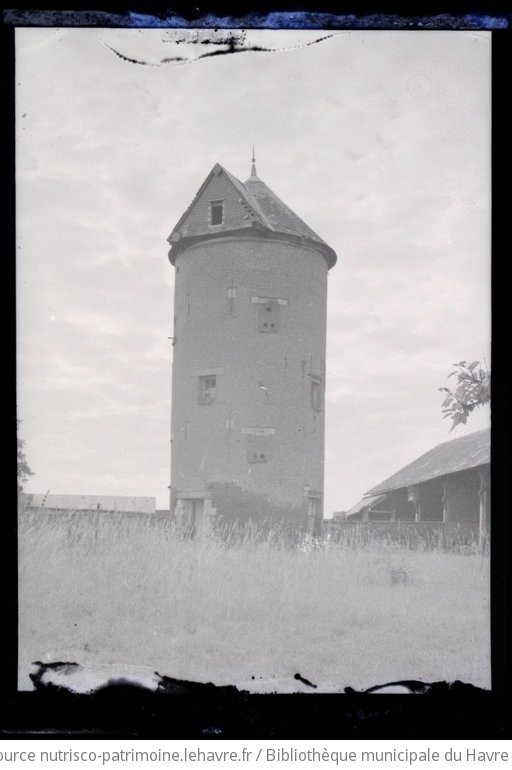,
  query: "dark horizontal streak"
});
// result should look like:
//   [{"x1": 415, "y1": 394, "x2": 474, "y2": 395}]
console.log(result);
[
  {"x1": 102, "y1": 33, "x2": 338, "y2": 67},
  {"x1": 3, "y1": 10, "x2": 510, "y2": 28}
]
